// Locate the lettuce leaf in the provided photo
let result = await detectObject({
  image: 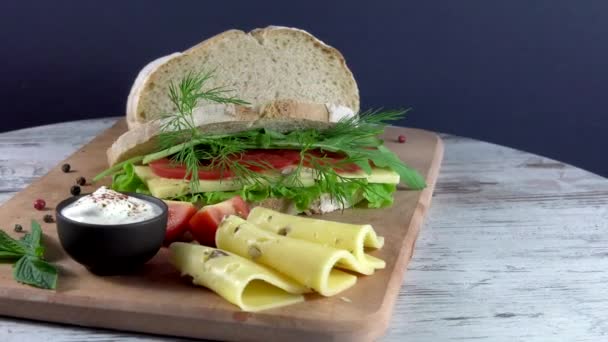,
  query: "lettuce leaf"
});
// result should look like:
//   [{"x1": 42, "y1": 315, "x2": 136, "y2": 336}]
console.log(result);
[
  {"x1": 362, "y1": 183, "x2": 397, "y2": 208},
  {"x1": 111, "y1": 163, "x2": 150, "y2": 194}
]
